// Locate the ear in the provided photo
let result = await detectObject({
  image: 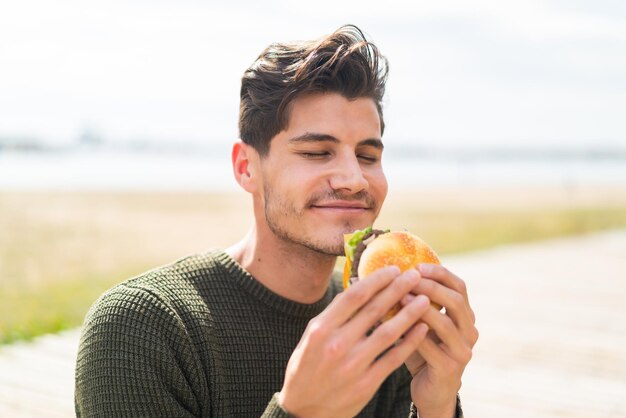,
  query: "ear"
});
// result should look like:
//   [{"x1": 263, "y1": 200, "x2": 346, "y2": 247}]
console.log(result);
[{"x1": 231, "y1": 141, "x2": 259, "y2": 193}]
